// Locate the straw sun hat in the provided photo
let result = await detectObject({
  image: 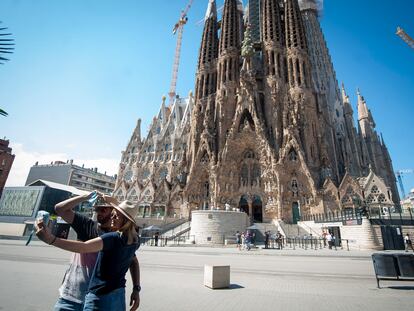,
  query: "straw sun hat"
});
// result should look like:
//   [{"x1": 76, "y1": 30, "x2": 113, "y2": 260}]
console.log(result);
[{"x1": 110, "y1": 200, "x2": 138, "y2": 225}]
